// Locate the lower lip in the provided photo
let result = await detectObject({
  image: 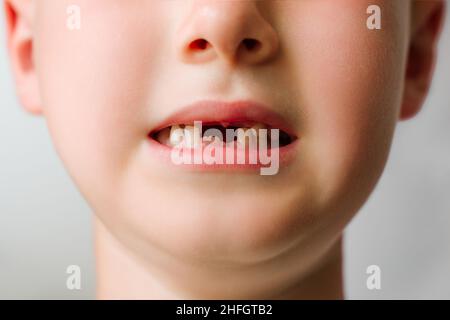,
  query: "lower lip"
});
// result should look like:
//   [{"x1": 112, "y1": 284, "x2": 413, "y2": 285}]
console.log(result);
[{"x1": 145, "y1": 137, "x2": 299, "y2": 172}]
